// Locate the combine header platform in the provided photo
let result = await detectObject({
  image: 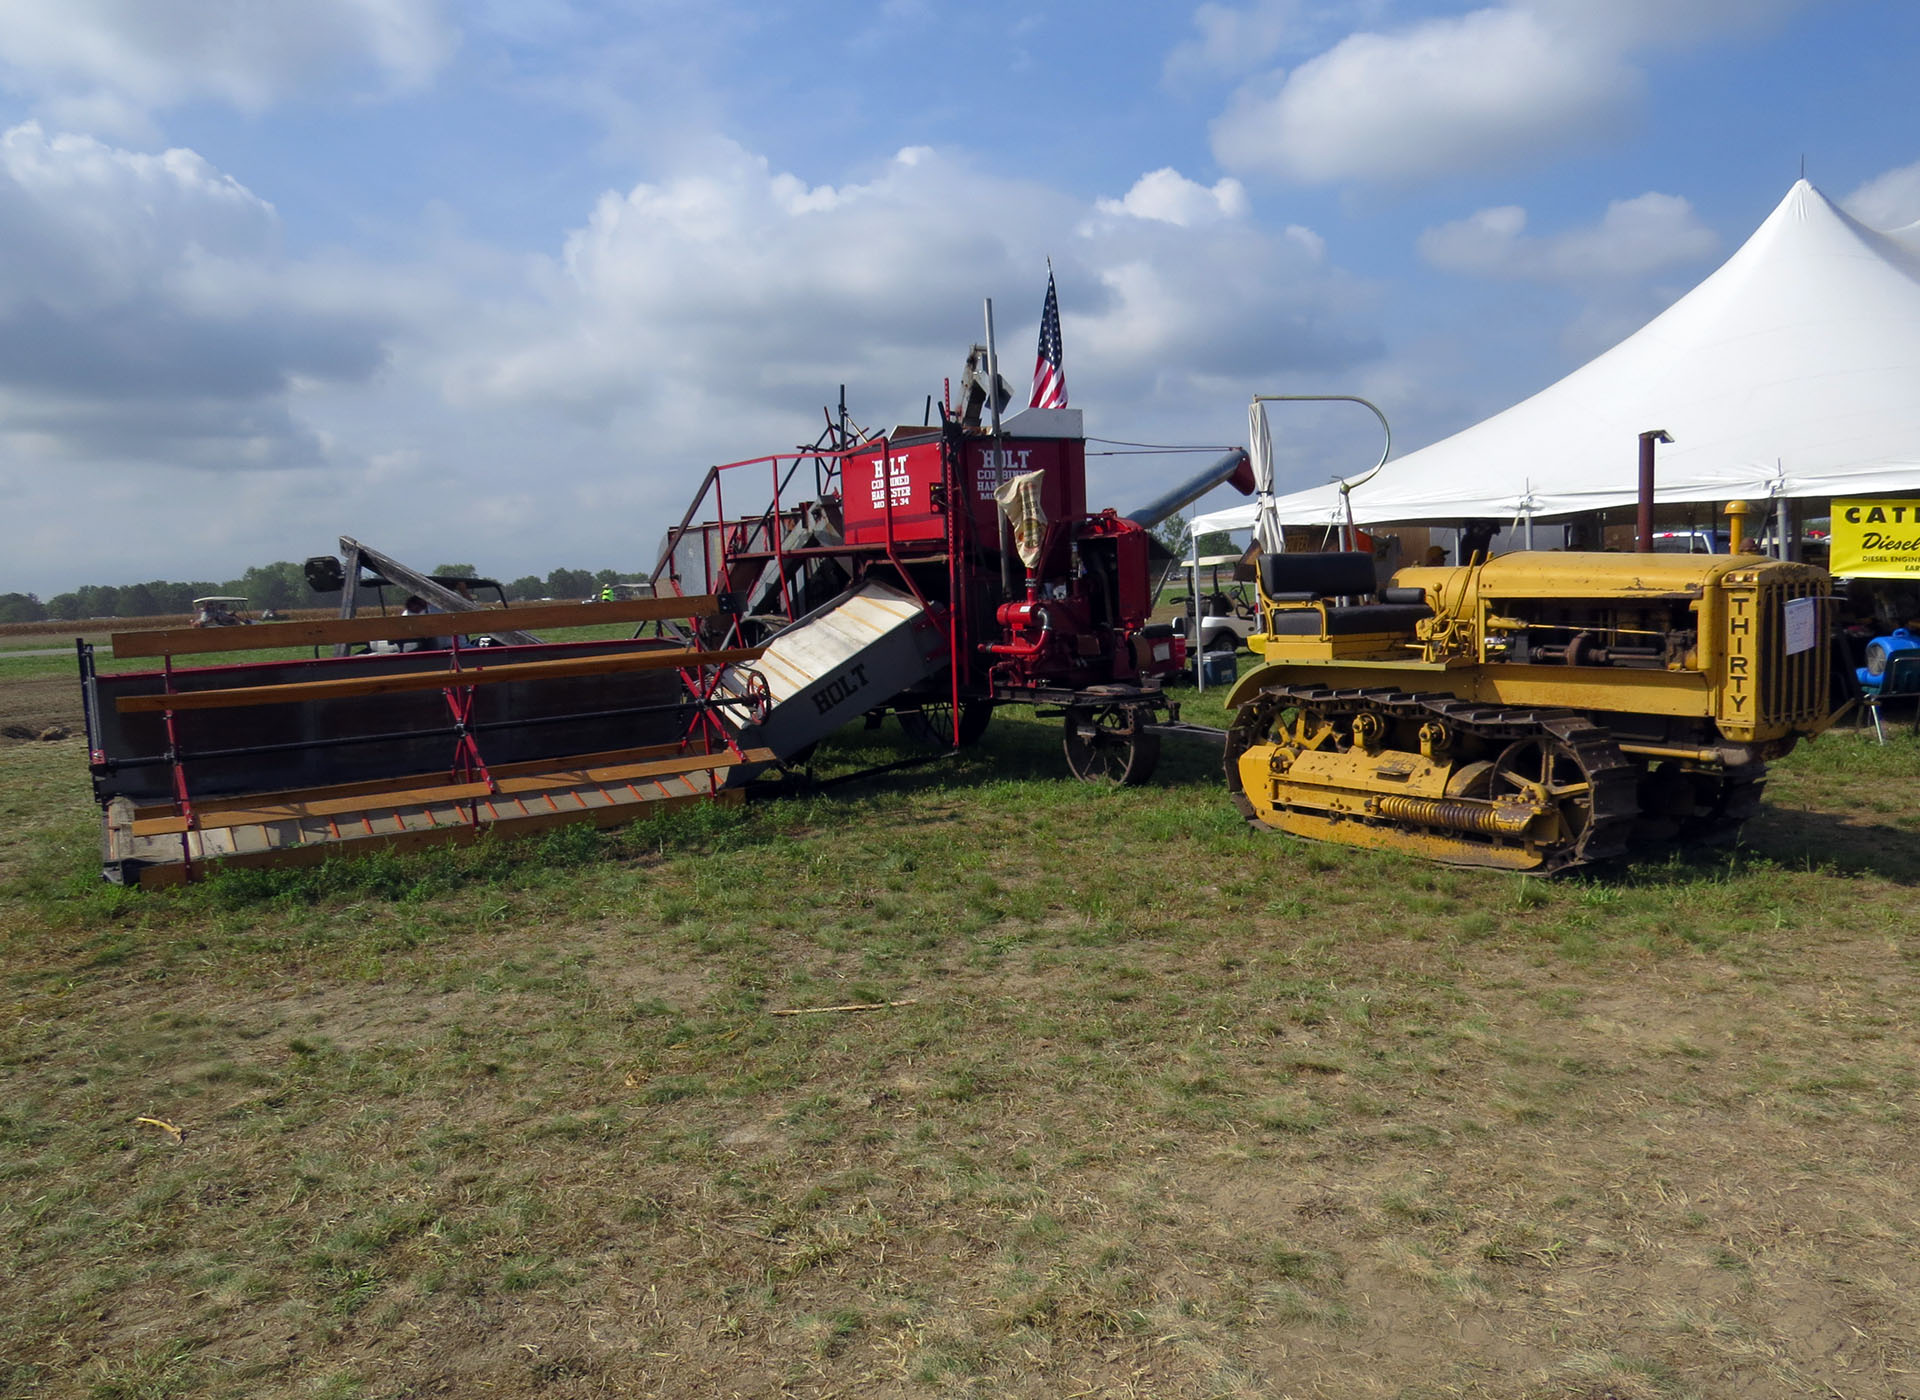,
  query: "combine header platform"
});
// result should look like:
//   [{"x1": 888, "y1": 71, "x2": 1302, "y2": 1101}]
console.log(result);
[{"x1": 82, "y1": 595, "x2": 770, "y2": 886}]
